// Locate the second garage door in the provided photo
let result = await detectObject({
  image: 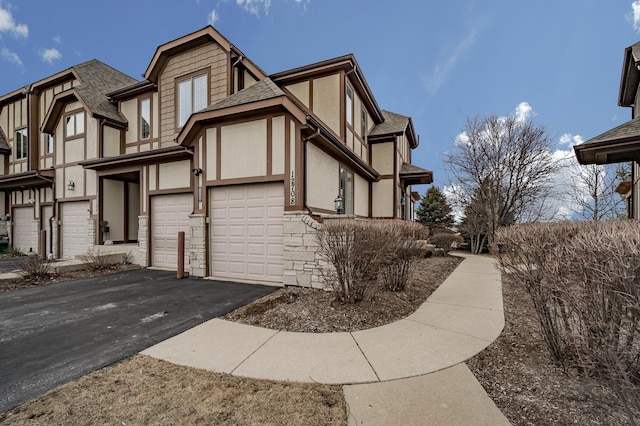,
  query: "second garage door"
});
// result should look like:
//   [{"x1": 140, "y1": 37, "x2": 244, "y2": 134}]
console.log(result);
[
  {"x1": 60, "y1": 201, "x2": 89, "y2": 258},
  {"x1": 210, "y1": 183, "x2": 283, "y2": 283},
  {"x1": 12, "y1": 207, "x2": 34, "y2": 253},
  {"x1": 151, "y1": 194, "x2": 192, "y2": 269}
]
